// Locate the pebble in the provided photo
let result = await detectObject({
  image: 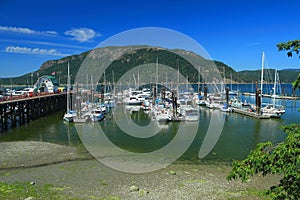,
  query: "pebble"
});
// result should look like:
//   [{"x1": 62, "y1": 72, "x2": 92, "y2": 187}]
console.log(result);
[
  {"x1": 184, "y1": 171, "x2": 191, "y2": 175},
  {"x1": 129, "y1": 185, "x2": 139, "y2": 192},
  {"x1": 169, "y1": 170, "x2": 176, "y2": 175},
  {"x1": 29, "y1": 181, "x2": 35, "y2": 185}
]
